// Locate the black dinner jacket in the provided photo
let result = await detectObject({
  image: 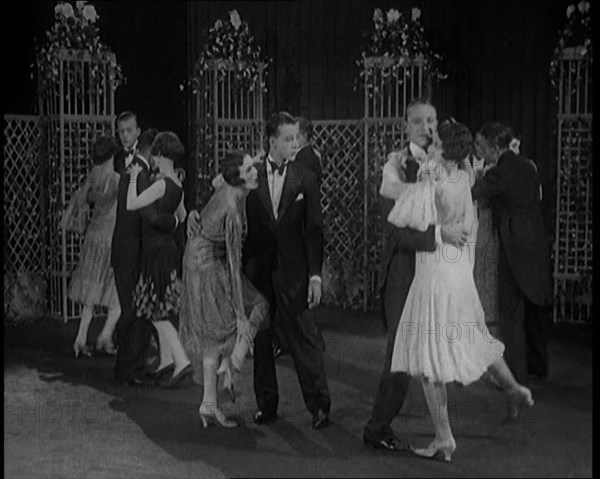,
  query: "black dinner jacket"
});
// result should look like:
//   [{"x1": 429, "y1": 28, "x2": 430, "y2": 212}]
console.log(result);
[
  {"x1": 472, "y1": 150, "x2": 552, "y2": 306},
  {"x1": 243, "y1": 158, "x2": 324, "y2": 305},
  {"x1": 295, "y1": 145, "x2": 323, "y2": 186}
]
